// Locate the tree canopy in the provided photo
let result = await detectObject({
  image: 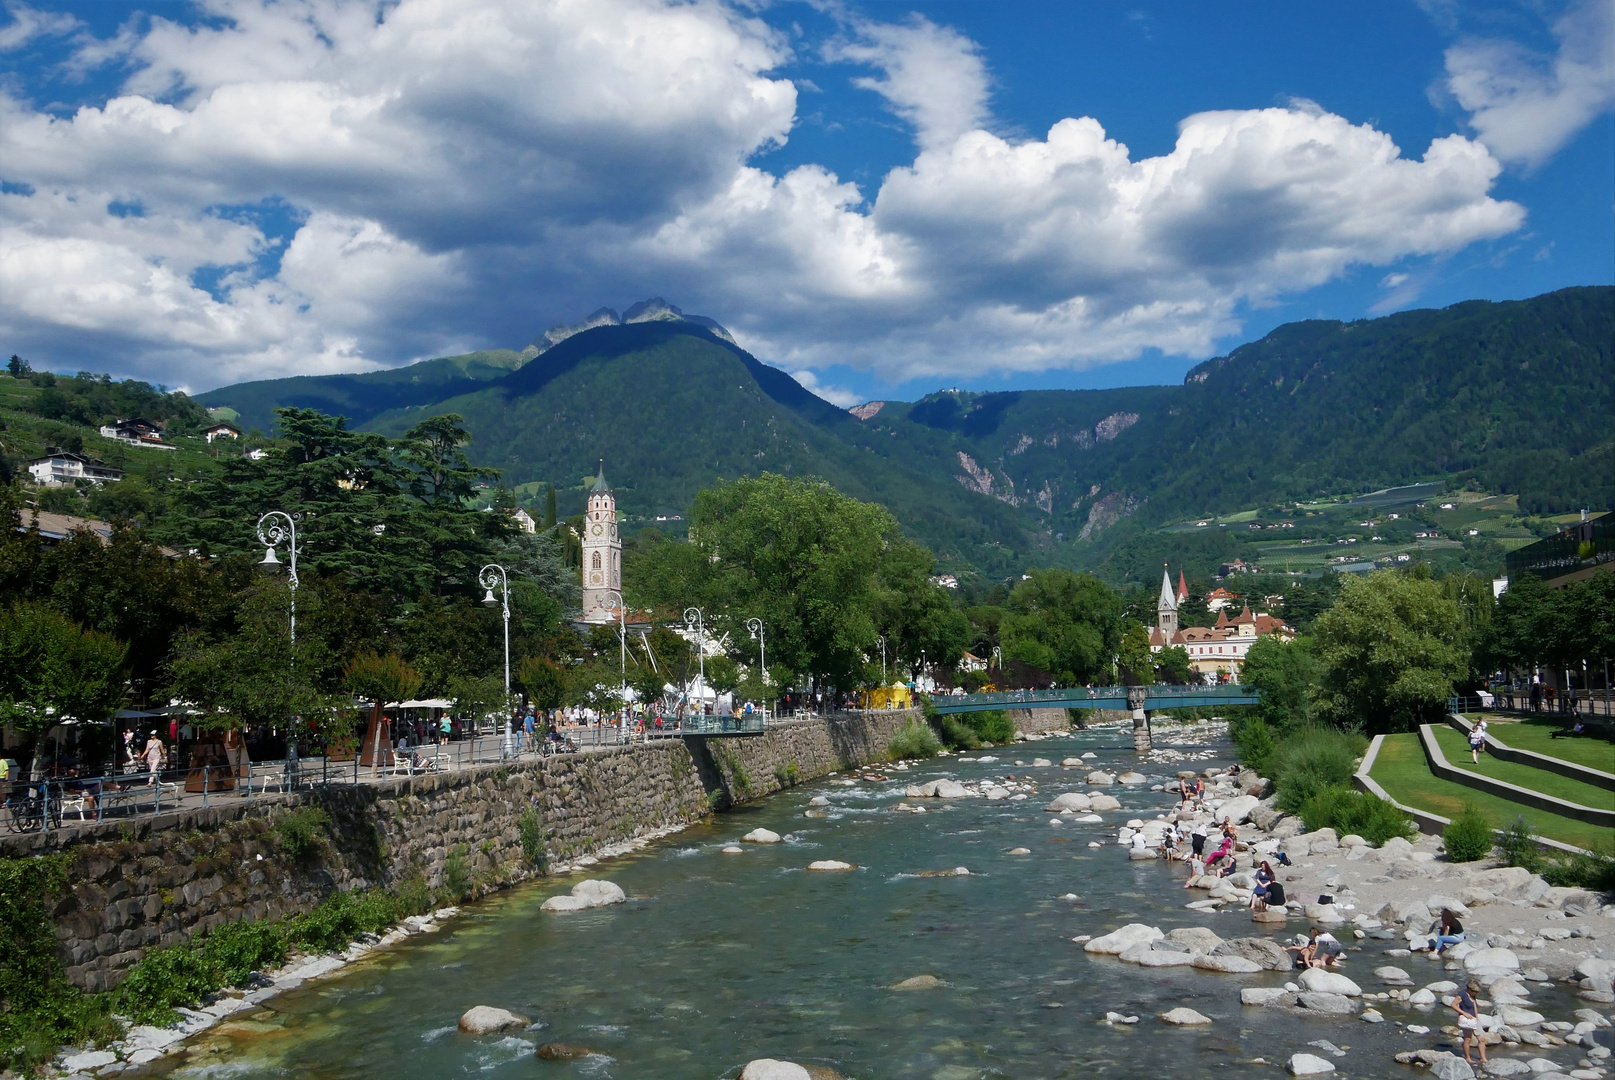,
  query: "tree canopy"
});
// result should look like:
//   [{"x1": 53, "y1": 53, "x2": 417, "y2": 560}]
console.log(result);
[
  {"x1": 627, "y1": 473, "x2": 962, "y2": 689},
  {"x1": 998, "y1": 569, "x2": 1124, "y2": 685},
  {"x1": 1313, "y1": 571, "x2": 1468, "y2": 733}
]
